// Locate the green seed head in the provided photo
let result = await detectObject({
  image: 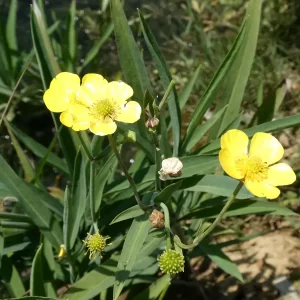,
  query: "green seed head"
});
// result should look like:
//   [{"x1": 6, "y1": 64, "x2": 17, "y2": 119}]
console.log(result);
[
  {"x1": 158, "y1": 249, "x2": 184, "y2": 276},
  {"x1": 83, "y1": 231, "x2": 109, "y2": 259}
]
